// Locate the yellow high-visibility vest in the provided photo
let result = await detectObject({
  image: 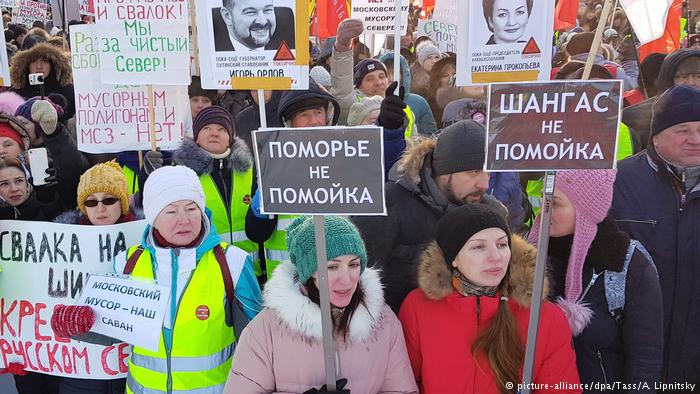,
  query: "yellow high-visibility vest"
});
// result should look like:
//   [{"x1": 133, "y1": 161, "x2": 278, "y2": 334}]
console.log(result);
[
  {"x1": 199, "y1": 169, "x2": 258, "y2": 261},
  {"x1": 124, "y1": 244, "x2": 235, "y2": 394}
]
